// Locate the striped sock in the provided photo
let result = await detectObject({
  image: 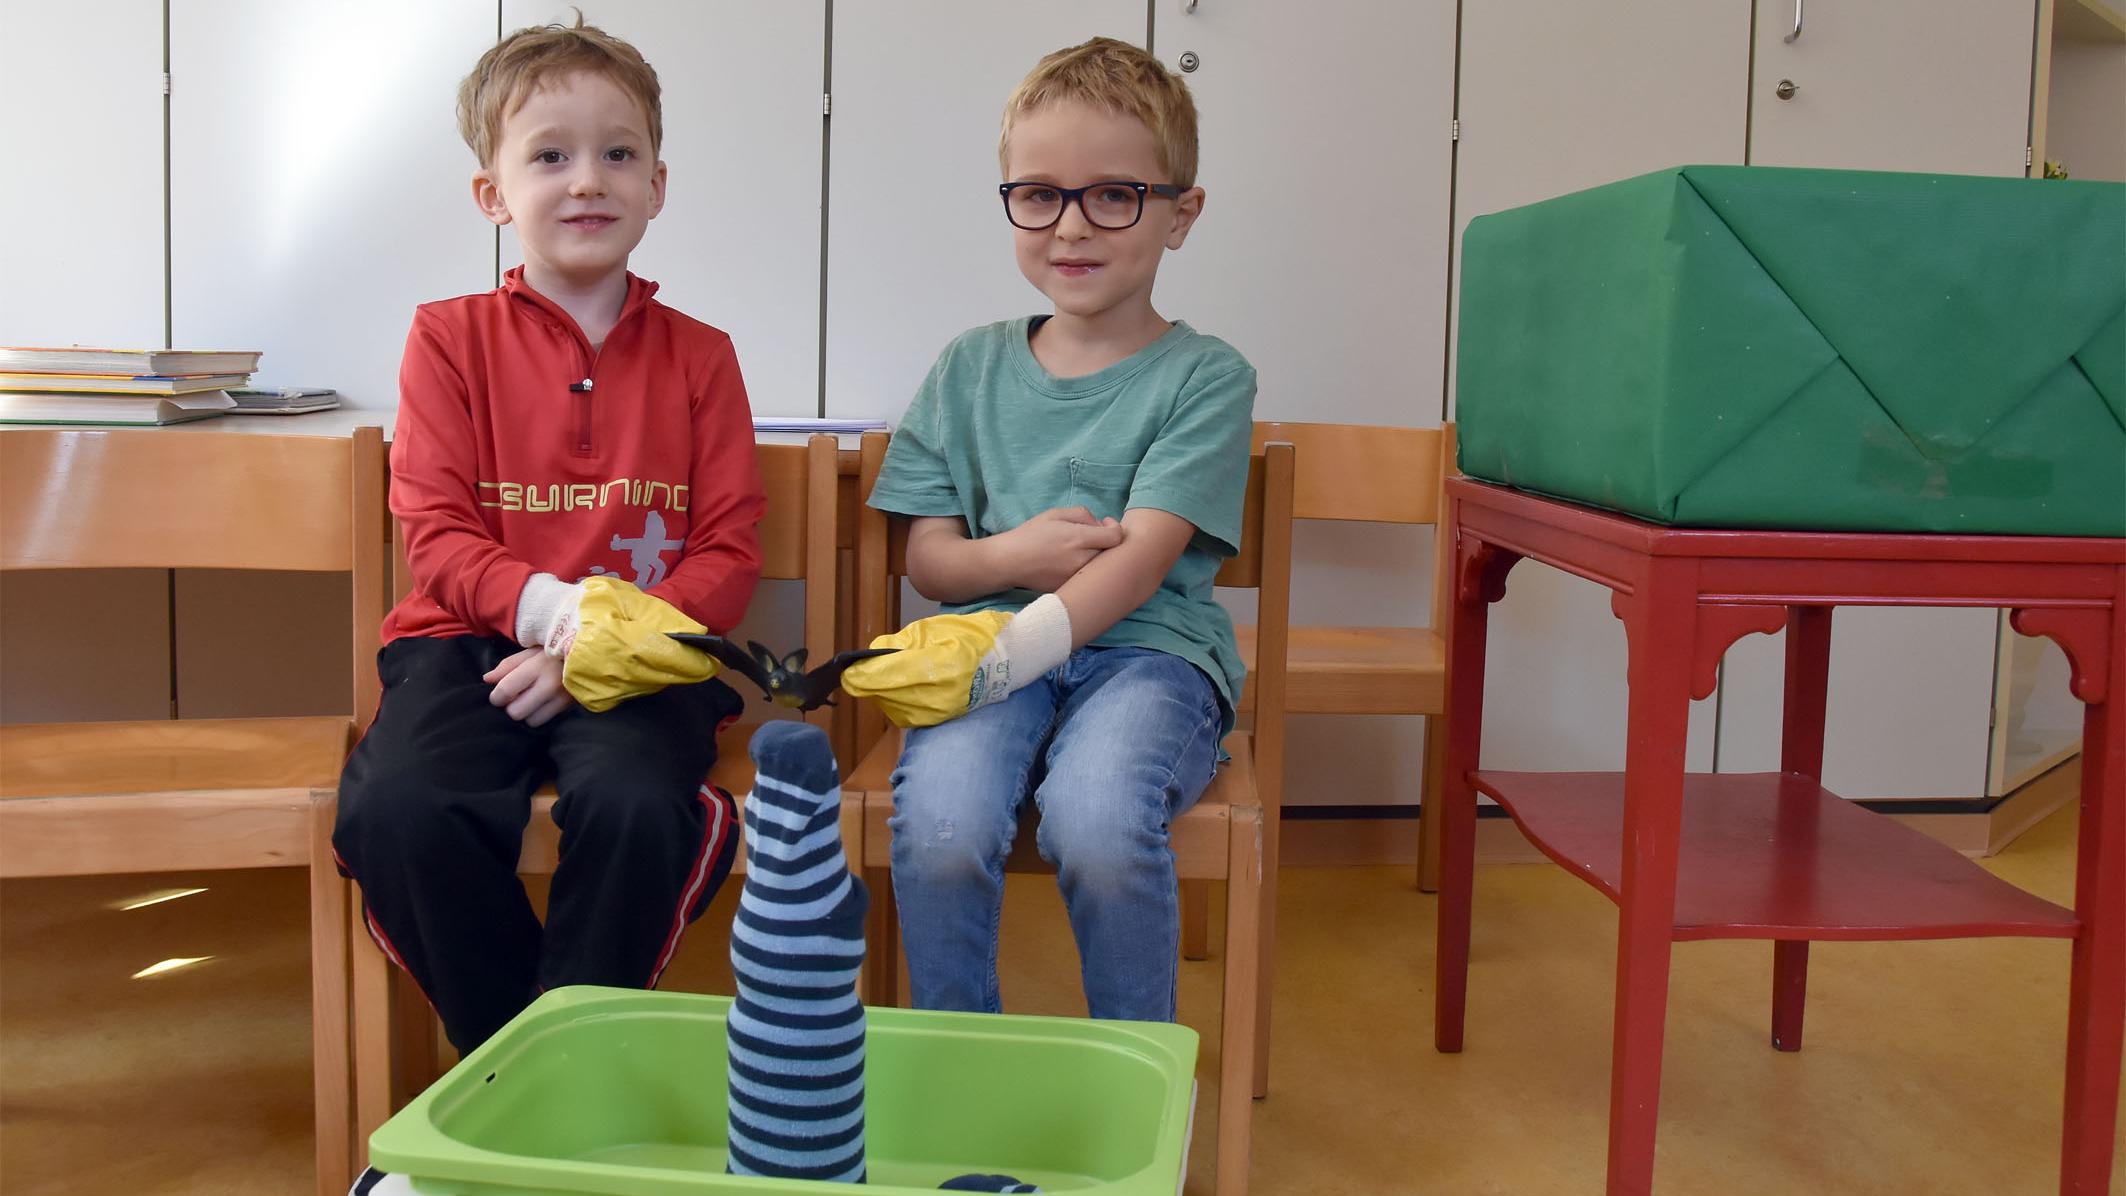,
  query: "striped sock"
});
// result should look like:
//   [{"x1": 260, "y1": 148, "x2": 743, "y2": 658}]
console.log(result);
[{"x1": 726, "y1": 721, "x2": 869, "y2": 1183}]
